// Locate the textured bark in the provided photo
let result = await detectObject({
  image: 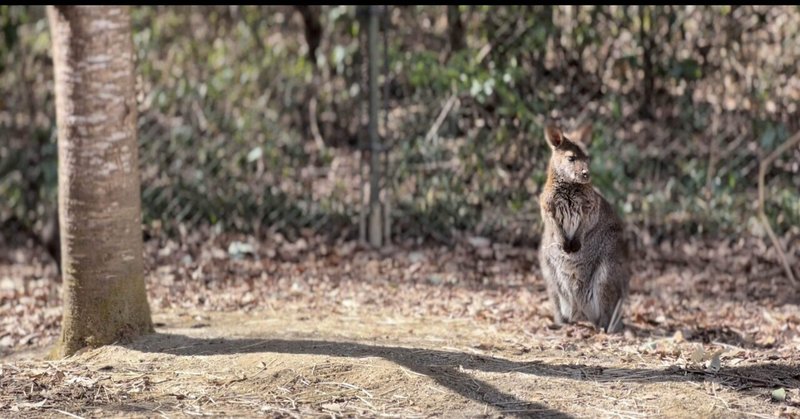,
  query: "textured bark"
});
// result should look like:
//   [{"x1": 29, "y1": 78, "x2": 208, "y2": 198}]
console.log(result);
[
  {"x1": 639, "y1": 5, "x2": 654, "y2": 119},
  {"x1": 447, "y1": 6, "x2": 465, "y2": 52},
  {"x1": 295, "y1": 5, "x2": 322, "y2": 66},
  {"x1": 47, "y1": 5, "x2": 153, "y2": 358}
]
